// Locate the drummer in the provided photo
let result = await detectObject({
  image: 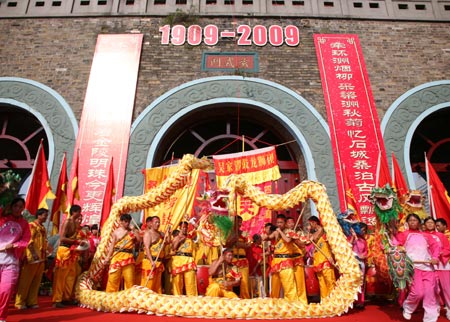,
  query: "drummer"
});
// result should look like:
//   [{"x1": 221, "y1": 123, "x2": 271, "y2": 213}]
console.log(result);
[{"x1": 205, "y1": 248, "x2": 241, "y2": 298}]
